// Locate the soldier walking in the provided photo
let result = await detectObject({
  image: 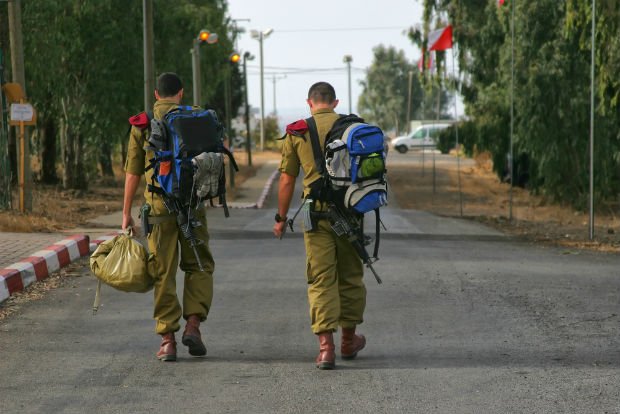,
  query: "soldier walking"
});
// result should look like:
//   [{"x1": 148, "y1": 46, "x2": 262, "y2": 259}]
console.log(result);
[{"x1": 273, "y1": 82, "x2": 367, "y2": 369}]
